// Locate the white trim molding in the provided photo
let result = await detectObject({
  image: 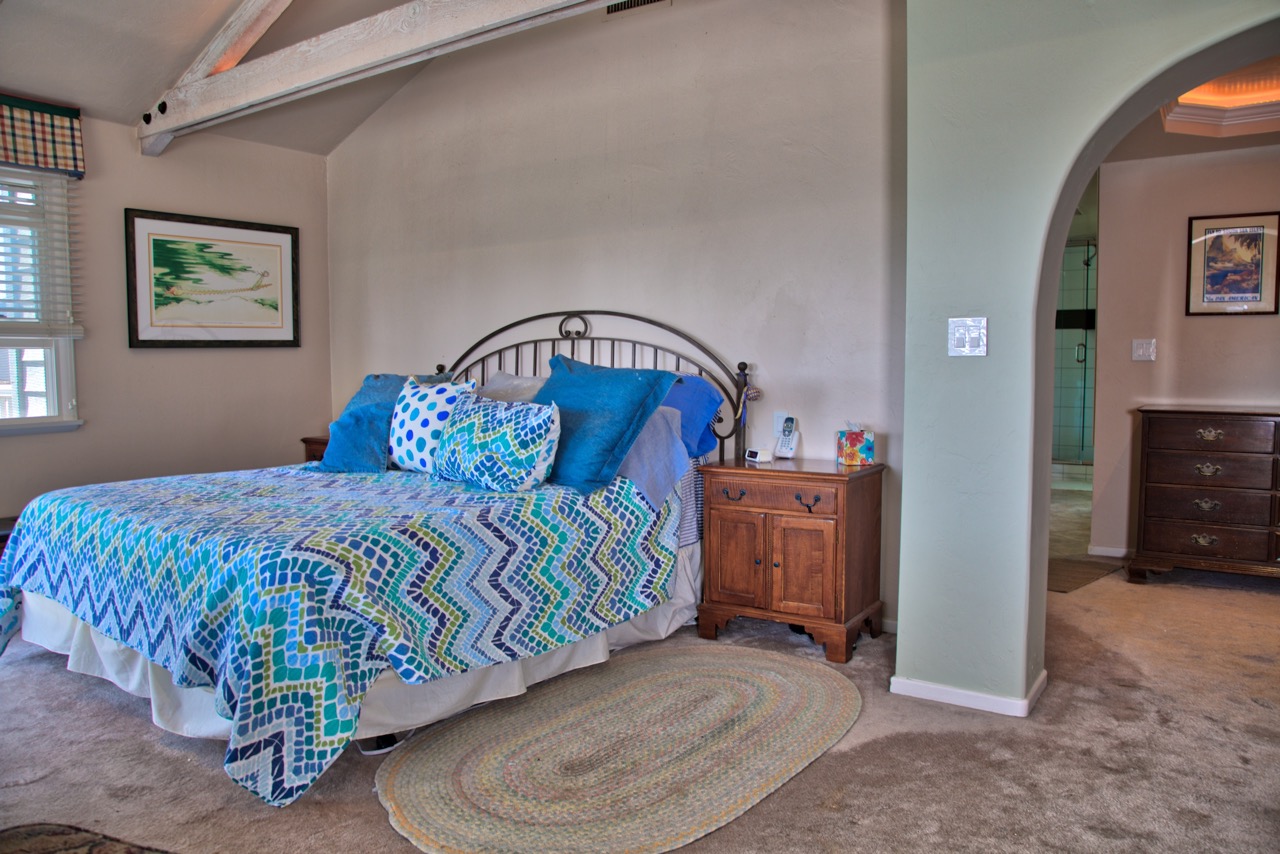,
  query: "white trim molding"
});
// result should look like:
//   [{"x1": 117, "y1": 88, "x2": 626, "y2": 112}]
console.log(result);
[{"x1": 889, "y1": 668, "x2": 1048, "y2": 718}]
